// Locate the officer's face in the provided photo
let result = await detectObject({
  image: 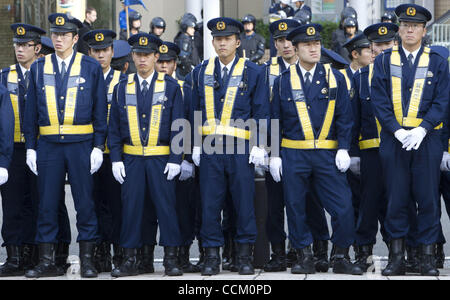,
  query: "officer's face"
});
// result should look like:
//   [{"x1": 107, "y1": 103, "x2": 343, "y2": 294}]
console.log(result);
[
  {"x1": 14, "y1": 41, "x2": 41, "y2": 66},
  {"x1": 296, "y1": 40, "x2": 321, "y2": 65},
  {"x1": 156, "y1": 59, "x2": 176, "y2": 76},
  {"x1": 186, "y1": 26, "x2": 196, "y2": 37},
  {"x1": 244, "y1": 23, "x2": 254, "y2": 33},
  {"x1": 51, "y1": 32, "x2": 78, "y2": 54},
  {"x1": 89, "y1": 46, "x2": 114, "y2": 71},
  {"x1": 212, "y1": 35, "x2": 241, "y2": 60},
  {"x1": 371, "y1": 40, "x2": 394, "y2": 57},
  {"x1": 354, "y1": 47, "x2": 373, "y2": 67},
  {"x1": 153, "y1": 27, "x2": 164, "y2": 37},
  {"x1": 132, "y1": 20, "x2": 141, "y2": 30},
  {"x1": 132, "y1": 51, "x2": 160, "y2": 75},
  {"x1": 86, "y1": 11, "x2": 97, "y2": 24},
  {"x1": 345, "y1": 26, "x2": 356, "y2": 36},
  {"x1": 295, "y1": 1, "x2": 303, "y2": 8},
  {"x1": 399, "y1": 21, "x2": 426, "y2": 49},
  {"x1": 275, "y1": 37, "x2": 296, "y2": 60}
]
